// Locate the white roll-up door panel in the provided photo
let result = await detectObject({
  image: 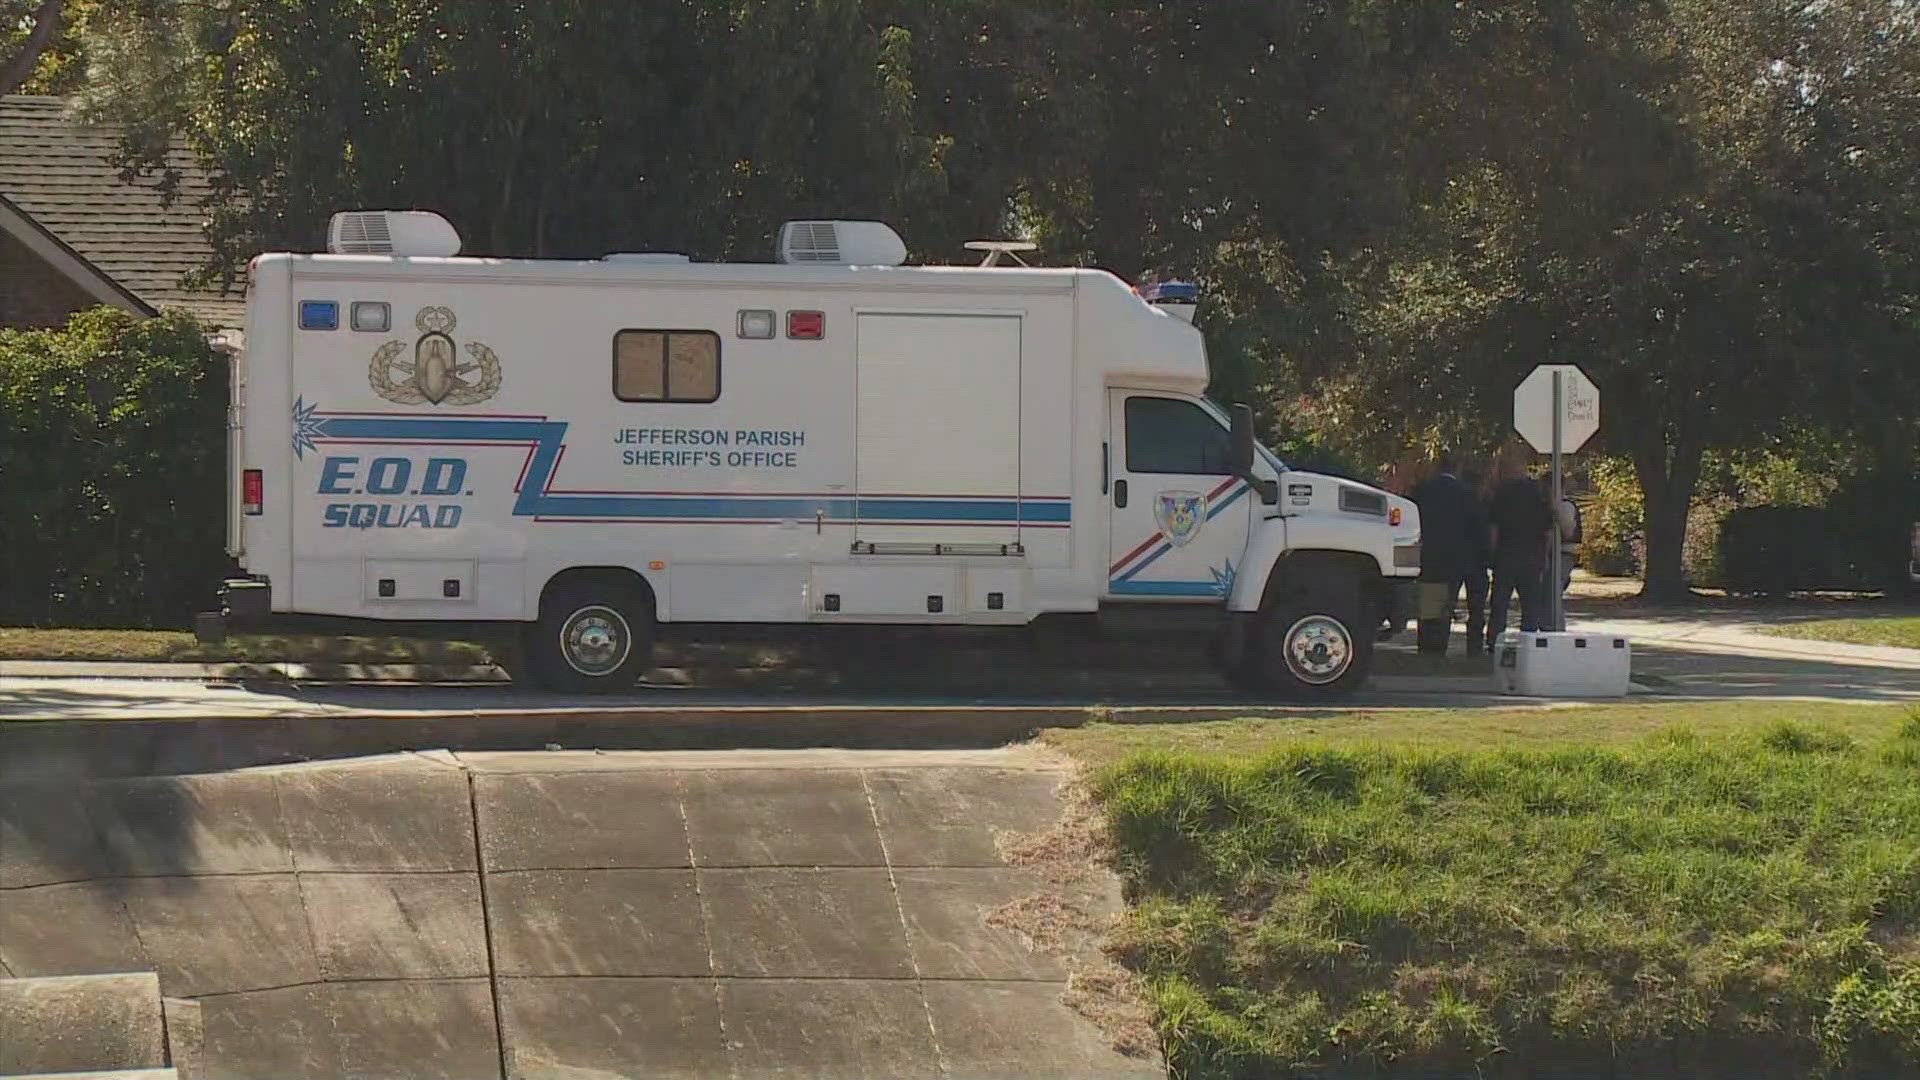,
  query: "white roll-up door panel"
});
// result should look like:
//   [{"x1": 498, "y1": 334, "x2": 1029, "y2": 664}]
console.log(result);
[{"x1": 855, "y1": 313, "x2": 1021, "y2": 547}]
